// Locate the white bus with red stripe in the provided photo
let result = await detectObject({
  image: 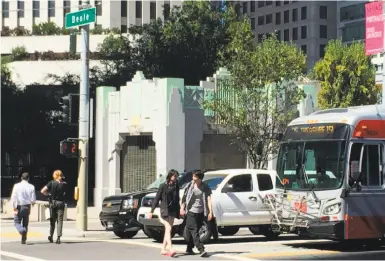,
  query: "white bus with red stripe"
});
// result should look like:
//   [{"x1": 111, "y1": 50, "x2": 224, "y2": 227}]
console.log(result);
[{"x1": 267, "y1": 105, "x2": 385, "y2": 246}]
